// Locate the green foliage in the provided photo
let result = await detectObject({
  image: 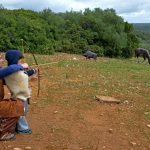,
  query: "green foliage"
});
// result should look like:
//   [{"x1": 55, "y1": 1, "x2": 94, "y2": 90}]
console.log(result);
[
  {"x1": 0, "y1": 7, "x2": 139, "y2": 58},
  {"x1": 123, "y1": 22, "x2": 139, "y2": 58}
]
